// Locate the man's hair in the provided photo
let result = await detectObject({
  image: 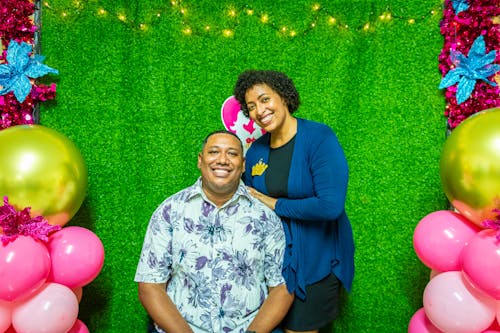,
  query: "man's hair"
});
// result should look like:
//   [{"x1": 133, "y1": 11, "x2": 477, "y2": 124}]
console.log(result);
[
  {"x1": 233, "y1": 69, "x2": 300, "y2": 117},
  {"x1": 201, "y1": 130, "x2": 243, "y2": 152}
]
